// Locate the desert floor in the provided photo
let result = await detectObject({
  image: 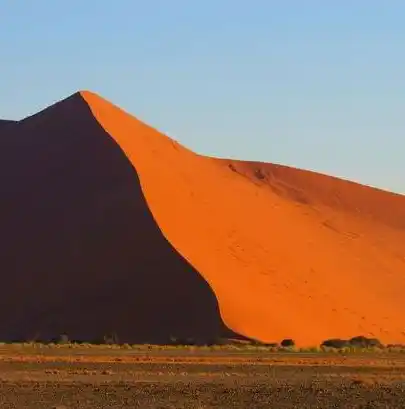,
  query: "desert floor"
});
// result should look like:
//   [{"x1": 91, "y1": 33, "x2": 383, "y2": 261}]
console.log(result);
[{"x1": 0, "y1": 345, "x2": 404, "y2": 408}]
